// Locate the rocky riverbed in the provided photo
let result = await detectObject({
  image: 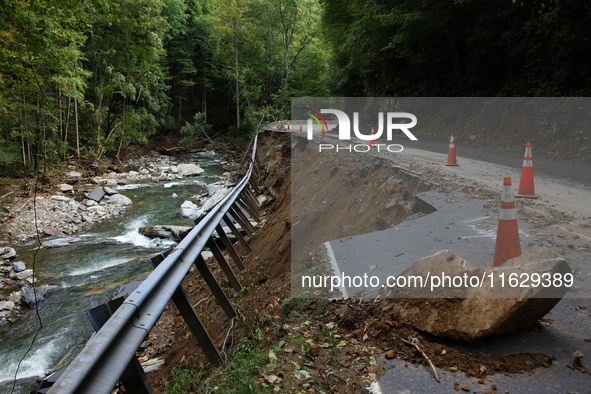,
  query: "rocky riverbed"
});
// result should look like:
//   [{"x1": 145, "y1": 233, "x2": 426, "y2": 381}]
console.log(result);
[{"x1": 0, "y1": 148, "x2": 239, "y2": 327}]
